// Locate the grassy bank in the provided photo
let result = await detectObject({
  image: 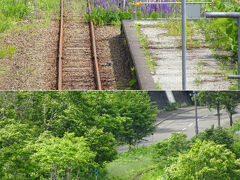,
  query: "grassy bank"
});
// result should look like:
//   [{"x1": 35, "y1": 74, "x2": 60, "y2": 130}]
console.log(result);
[{"x1": 0, "y1": 0, "x2": 60, "y2": 34}]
